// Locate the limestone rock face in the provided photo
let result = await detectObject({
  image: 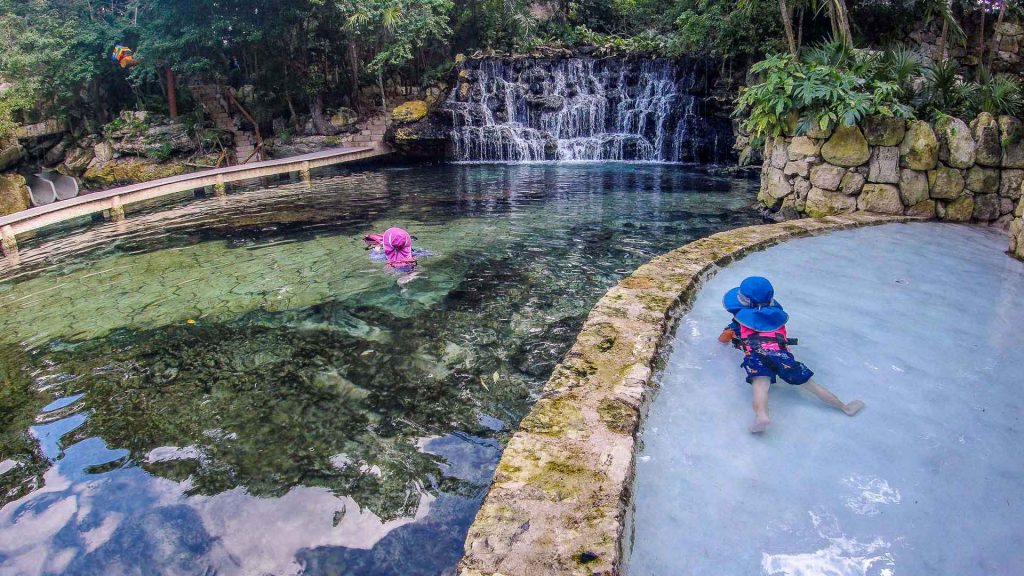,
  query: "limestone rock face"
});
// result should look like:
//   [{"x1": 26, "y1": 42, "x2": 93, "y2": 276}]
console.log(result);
[
  {"x1": 862, "y1": 116, "x2": 906, "y2": 146},
  {"x1": 972, "y1": 193, "x2": 1002, "y2": 221},
  {"x1": 0, "y1": 173, "x2": 29, "y2": 216},
  {"x1": 793, "y1": 176, "x2": 811, "y2": 198},
  {"x1": 900, "y1": 120, "x2": 939, "y2": 170},
  {"x1": 61, "y1": 145, "x2": 95, "y2": 175},
  {"x1": 806, "y1": 187, "x2": 857, "y2": 217},
  {"x1": 928, "y1": 164, "x2": 965, "y2": 199},
  {"x1": 330, "y1": 107, "x2": 359, "y2": 128},
  {"x1": 944, "y1": 195, "x2": 975, "y2": 221},
  {"x1": 83, "y1": 157, "x2": 188, "y2": 189},
  {"x1": 787, "y1": 136, "x2": 821, "y2": 160},
  {"x1": 965, "y1": 166, "x2": 1000, "y2": 194},
  {"x1": 970, "y1": 112, "x2": 1001, "y2": 166},
  {"x1": 935, "y1": 116, "x2": 976, "y2": 168},
  {"x1": 821, "y1": 125, "x2": 870, "y2": 167},
  {"x1": 391, "y1": 100, "x2": 429, "y2": 123},
  {"x1": 899, "y1": 169, "x2": 930, "y2": 206},
  {"x1": 867, "y1": 146, "x2": 900, "y2": 183},
  {"x1": 999, "y1": 115, "x2": 1024, "y2": 168},
  {"x1": 840, "y1": 171, "x2": 866, "y2": 196},
  {"x1": 906, "y1": 199, "x2": 937, "y2": 218},
  {"x1": 858, "y1": 183, "x2": 903, "y2": 214},
  {"x1": 1000, "y1": 168, "x2": 1023, "y2": 198},
  {"x1": 809, "y1": 163, "x2": 845, "y2": 191}
]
